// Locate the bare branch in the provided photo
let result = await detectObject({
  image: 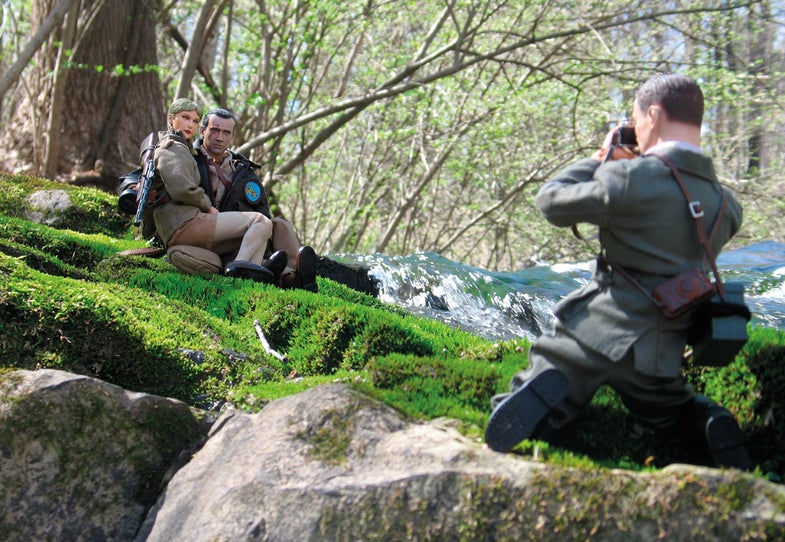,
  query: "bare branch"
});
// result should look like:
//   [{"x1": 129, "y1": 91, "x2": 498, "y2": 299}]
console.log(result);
[
  {"x1": 0, "y1": 0, "x2": 78, "y2": 103},
  {"x1": 174, "y1": 0, "x2": 220, "y2": 98},
  {"x1": 238, "y1": 1, "x2": 759, "y2": 171}
]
